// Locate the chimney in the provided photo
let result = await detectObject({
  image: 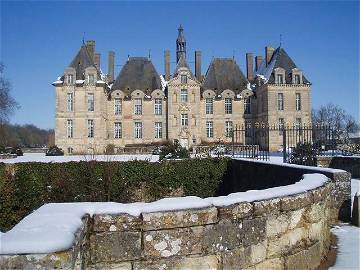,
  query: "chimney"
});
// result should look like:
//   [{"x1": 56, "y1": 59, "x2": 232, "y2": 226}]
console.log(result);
[
  {"x1": 108, "y1": 51, "x2": 115, "y2": 82},
  {"x1": 94, "y1": 53, "x2": 101, "y2": 69},
  {"x1": 265, "y1": 46, "x2": 274, "y2": 67},
  {"x1": 255, "y1": 55, "x2": 263, "y2": 71},
  {"x1": 164, "y1": 50, "x2": 170, "y2": 81},
  {"x1": 86, "y1": 40, "x2": 96, "y2": 60},
  {"x1": 246, "y1": 53, "x2": 254, "y2": 81},
  {"x1": 195, "y1": 50, "x2": 202, "y2": 82}
]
